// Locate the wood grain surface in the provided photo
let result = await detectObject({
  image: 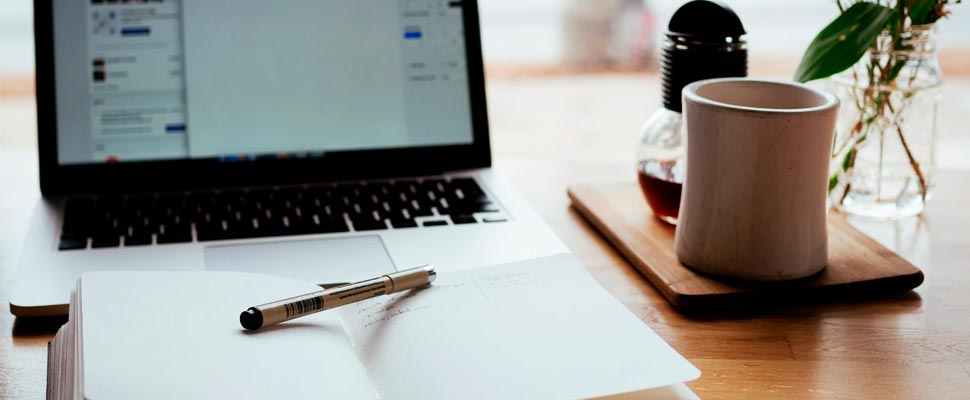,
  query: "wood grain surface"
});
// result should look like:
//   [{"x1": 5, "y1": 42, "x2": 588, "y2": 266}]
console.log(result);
[
  {"x1": 567, "y1": 183, "x2": 924, "y2": 310},
  {"x1": 3, "y1": 74, "x2": 970, "y2": 399}
]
